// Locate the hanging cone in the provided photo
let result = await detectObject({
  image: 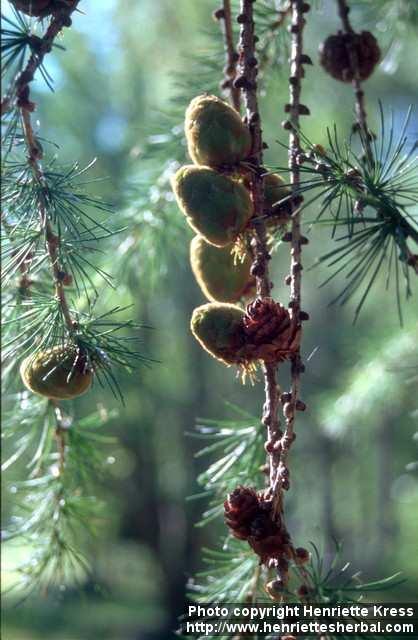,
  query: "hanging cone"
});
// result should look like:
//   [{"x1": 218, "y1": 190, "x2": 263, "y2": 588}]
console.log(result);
[
  {"x1": 20, "y1": 344, "x2": 93, "y2": 400},
  {"x1": 319, "y1": 31, "x2": 380, "y2": 82},
  {"x1": 190, "y1": 235, "x2": 255, "y2": 303},
  {"x1": 224, "y1": 486, "x2": 291, "y2": 565},
  {"x1": 190, "y1": 299, "x2": 300, "y2": 370},
  {"x1": 185, "y1": 94, "x2": 251, "y2": 167},
  {"x1": 241, "y1": 297, "x2": 301, "y2": 363},
  {"x1": 190, "y1": 302, "x2": 246, "y2": 366},
  {"x1": 263, "y1": 173, "x2": 292, "y2": 227},
  {"x1": 172, "y1": 165, "x2": 253, "y2": 247}
]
